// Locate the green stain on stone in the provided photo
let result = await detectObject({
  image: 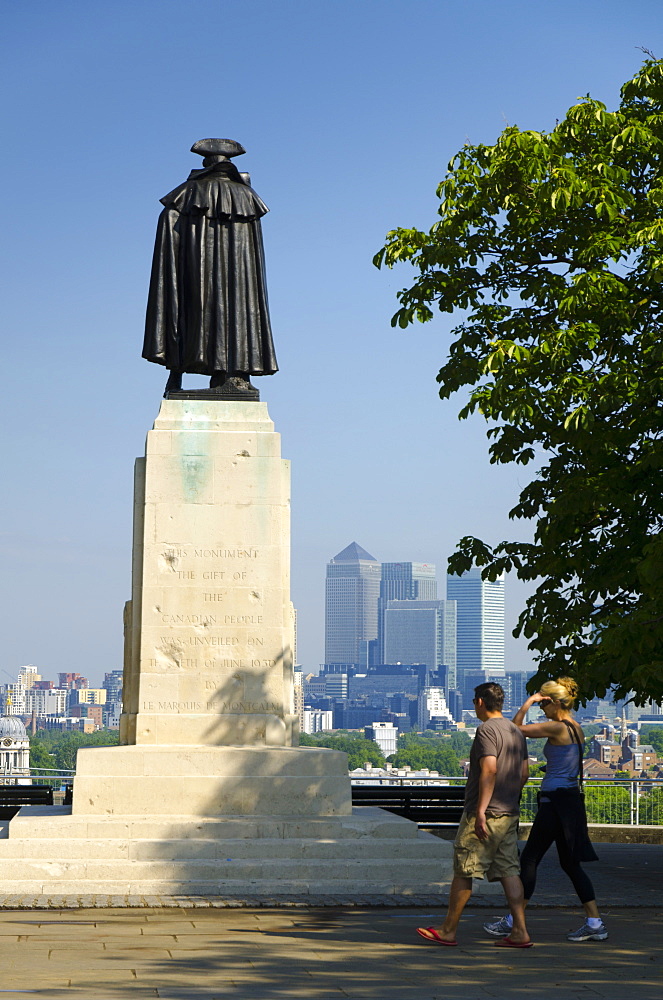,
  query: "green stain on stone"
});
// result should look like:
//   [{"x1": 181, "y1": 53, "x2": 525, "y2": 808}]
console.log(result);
[
  {"x1": 180, "y1": 456, "x2": 212, "y2": 502},
  {"x1": 177, "y1": 432, "x2": 212, "y2": 502}
]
